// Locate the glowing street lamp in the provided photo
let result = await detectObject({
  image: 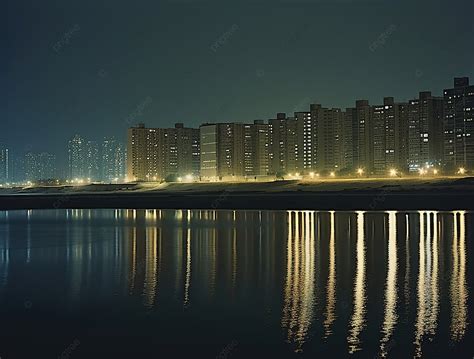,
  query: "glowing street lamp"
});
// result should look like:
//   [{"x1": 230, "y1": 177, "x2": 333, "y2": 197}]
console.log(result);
[
  {"x1": 389, "y1": 169, "x2": 397, "y2": 177},
  {"x1": 357, "y1": 168, "x2": 364, "y2": 176},
  {"x1": 433, "y1": 169, "x2": 438, "y2": 175},
  {"x1": 185, "y1": 174, "x2": 193, "y2": 181},
  {"x1": 329, "y1": 171, "x2": 335, "y2": 177},
  {"x1": 458, "y1": 167, "x2": 466, "y2": 175},
  {"x1": 309, "y1": 172, "x2": 315, "y2": 178}
]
